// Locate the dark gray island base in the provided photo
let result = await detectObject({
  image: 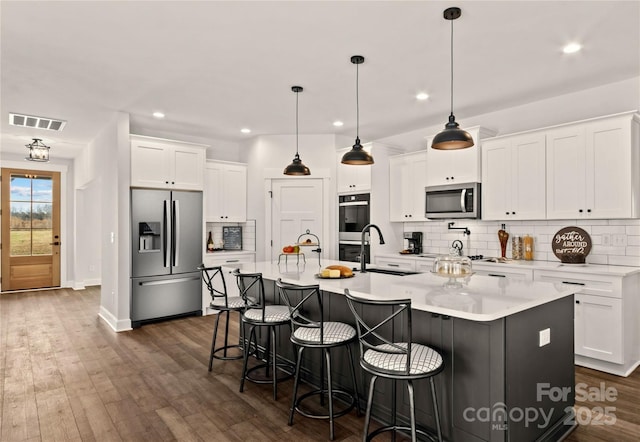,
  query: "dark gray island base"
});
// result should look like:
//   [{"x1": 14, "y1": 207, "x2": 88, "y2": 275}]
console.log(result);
[{"x1": 236, "y1": 263, "x2": 576, "y2": 441}]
